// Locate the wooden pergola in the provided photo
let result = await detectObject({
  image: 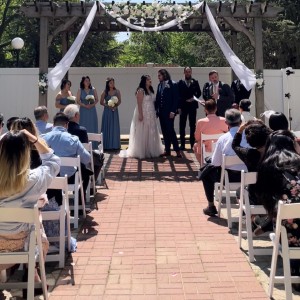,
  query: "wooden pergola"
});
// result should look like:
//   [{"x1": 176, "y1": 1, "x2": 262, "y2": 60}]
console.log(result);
[{"x1": 21, "y1": 1, "x2": 283, "y2": 116}]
